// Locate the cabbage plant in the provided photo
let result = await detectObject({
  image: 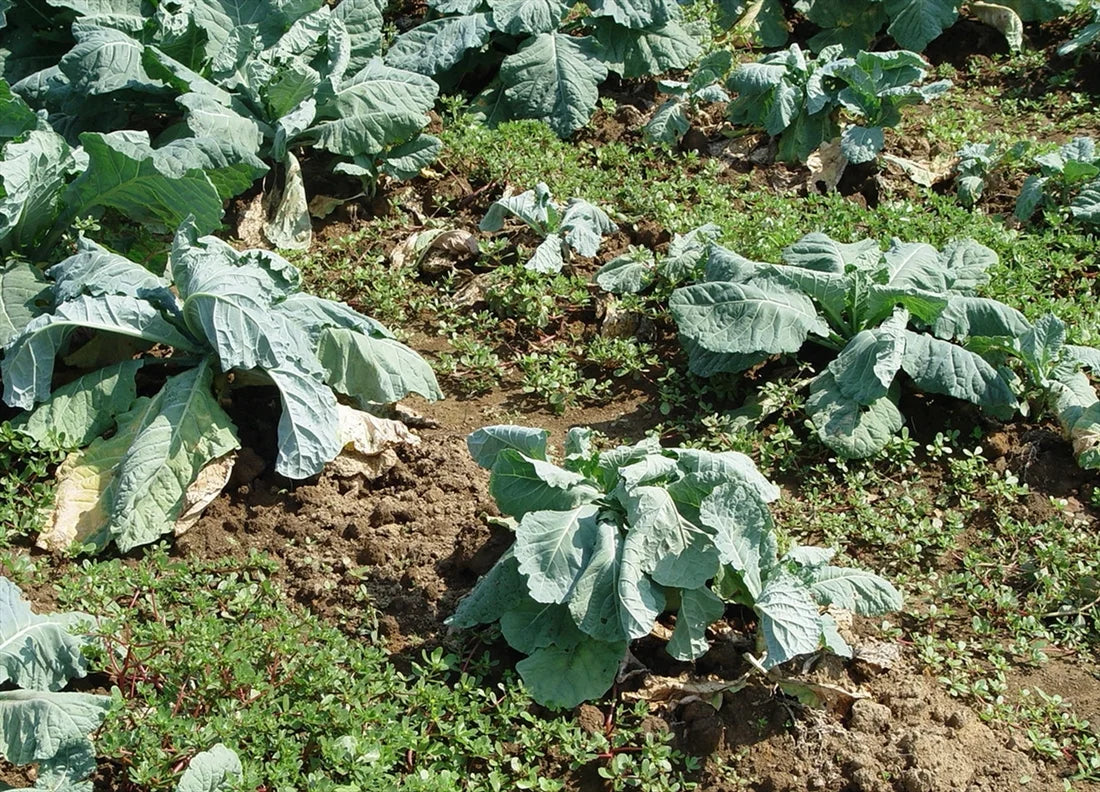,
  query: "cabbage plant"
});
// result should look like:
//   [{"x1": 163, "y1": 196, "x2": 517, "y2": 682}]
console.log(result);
[
  {"x1": 386, "y1": 0, "x2": 700, "y2": 137},
  {"x1": 0, "y1": 576, "x2": 111, "y2": 792},
  {"x1": 1, "y1": 221, "x2": 441, "y2": 553},
  {"x1": 644, "y1": 51, "x2": 732, "y2": 146},
  {"x1": 671, "y1": 232, "x2": 1100, "y2": 464},
  {"x1": 479, "y1": 183, "x2": 616, "y2": 273},
  {"x1": 716, "y1": 0, "x2": 1075, "y2": 53},
  {"x1": 595, "y1": 223, "x2": 721, "y2": 294},
  {"x1": 954, "y1": 139, "x2": 1030, "y2": 209},
  {"x1": 727, "y1": 45, "x2": 949, "y2": 164},
  {"x1": 450, "y1": 425, "x2": 902, "y2": 709},
  {"x1": 12, "y1": 0, "x2": 439, "y2": 248},
  {"x1": 1015, "y1": 137, "x2": 1100, "y2": 228},
  {"x1": 0, "y1": 81, "x2": 240, "y2": 259}
]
